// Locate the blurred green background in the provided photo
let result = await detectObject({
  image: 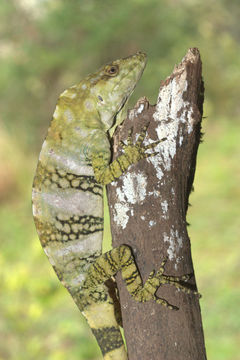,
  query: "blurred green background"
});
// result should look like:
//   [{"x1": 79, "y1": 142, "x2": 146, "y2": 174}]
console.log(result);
[{"x1": 0, "y1": 0, "x2": 239, "y2": 359}]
